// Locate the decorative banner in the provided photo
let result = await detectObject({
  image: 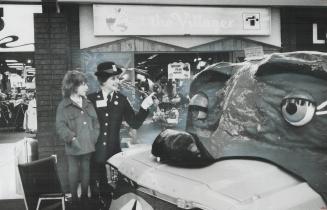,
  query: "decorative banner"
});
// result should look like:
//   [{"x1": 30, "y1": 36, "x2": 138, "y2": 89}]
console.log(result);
[
  {"x1": 93, "y1": 5, "x2": 271, "y2": 36},
  {"x1": 168, "y1": 62, "x2": 191, "y2": 80},
  {"x1": 0, "y1": 5, "x2": 42, "y2": 52}
]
